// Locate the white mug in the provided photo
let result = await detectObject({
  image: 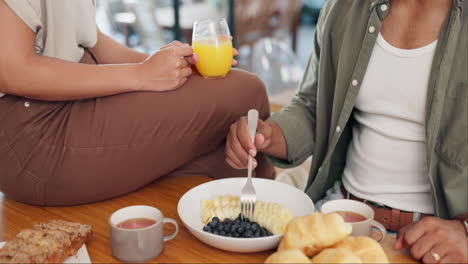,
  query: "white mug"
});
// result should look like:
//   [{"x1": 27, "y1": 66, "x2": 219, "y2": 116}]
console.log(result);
[{"x1": 321, "y1": 199, "x2": 387, "y2": 242}]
